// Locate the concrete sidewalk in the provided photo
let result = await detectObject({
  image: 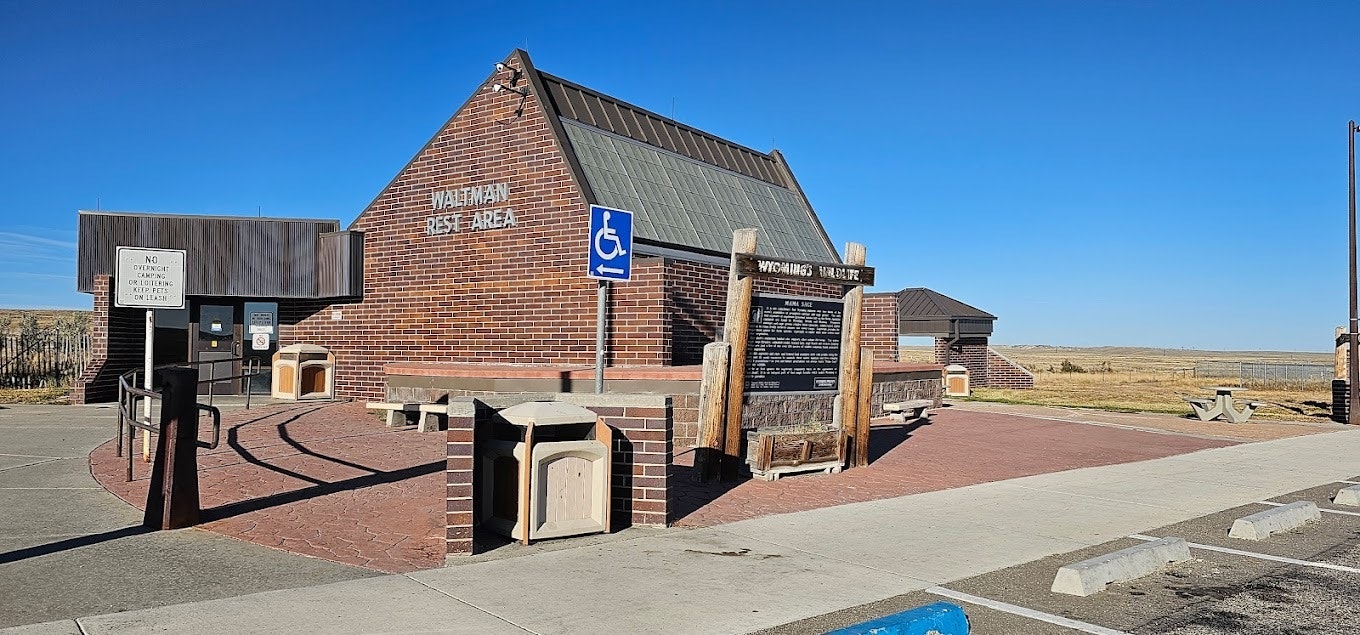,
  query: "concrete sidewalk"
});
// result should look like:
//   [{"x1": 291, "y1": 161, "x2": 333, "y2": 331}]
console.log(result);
[{"x1": 8, "y1": 418, "x2": 1360, "y2": 634}]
